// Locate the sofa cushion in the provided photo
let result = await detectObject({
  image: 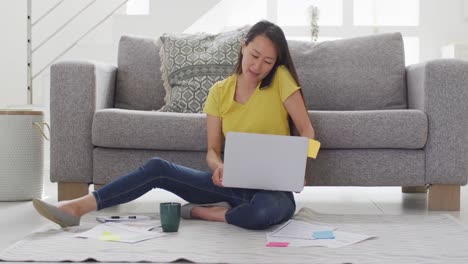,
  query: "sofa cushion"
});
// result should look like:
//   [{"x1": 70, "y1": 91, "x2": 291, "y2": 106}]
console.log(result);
[
  {"x1": 92, "y1": 109, "x2": 427, "y2": 150},
  {"x1": 93, "y1": 148, "x2": 425, "y2": 186},
  {"x1": 93, "y1": 148, "x2": 210, "y2": 184},
  {"x1": 115, "y1": 35, "x2": 165, "y2": 111},
  {"x1": 157, "y1": 27, "x2": 247, "y2": 113},
  {"x1": 92, "y1": 109, "x2": 207, "y2": 151},
  {"x1": 115, "y1": 33, "x2": 406, "y2": 112},
  {"x1": 302, "y1": 110, "x2": 427, "y2": 149},
  {"x1": 289, "y1": 33, "x2": 407, "y2": 110}
]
